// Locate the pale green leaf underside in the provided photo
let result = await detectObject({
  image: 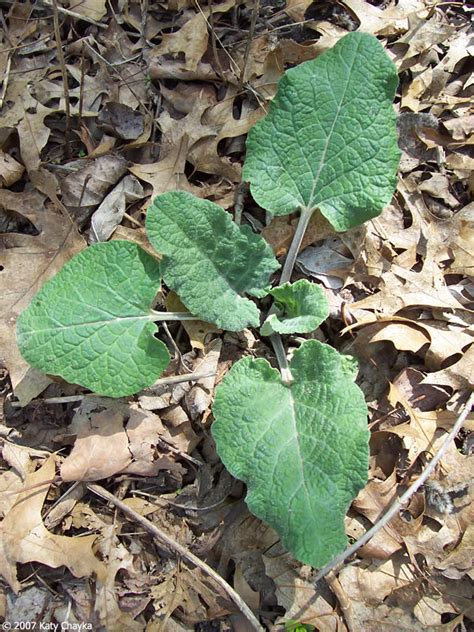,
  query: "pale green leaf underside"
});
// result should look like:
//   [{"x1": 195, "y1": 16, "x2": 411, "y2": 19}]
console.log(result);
[
  {"x1": 146, "y1": 191, "x2": 280, "y2": 331},
  {"x1": 212, "y1": 340, "x2": 369, "y2": 567},
  {"x1": 243, "y1": 32, "x2": 400, "y2": 231},
  {"x1": 261, "y1": 279, "x2": 329, "y2": 335},
  {"x1": 17, "y1": 241, "x2": 169, "y2": 397}
]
